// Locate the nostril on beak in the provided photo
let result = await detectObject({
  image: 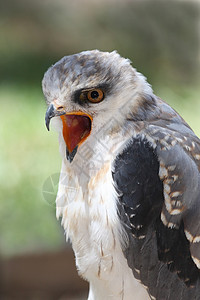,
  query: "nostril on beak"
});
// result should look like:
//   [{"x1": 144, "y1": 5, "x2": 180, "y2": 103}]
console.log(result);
[{"x1": 57, "y1": 106, "x2": 64, "y2": 111}]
